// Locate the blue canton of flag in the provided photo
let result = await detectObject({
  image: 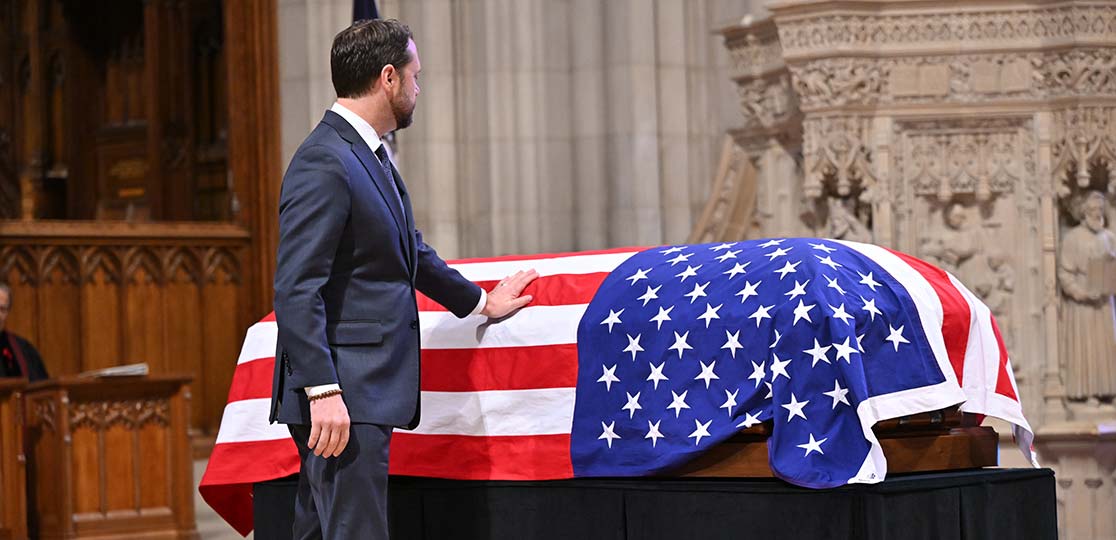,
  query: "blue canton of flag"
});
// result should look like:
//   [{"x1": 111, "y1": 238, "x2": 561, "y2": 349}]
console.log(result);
[{"x1": 570, "y1": 238, "x2": 952, "y2": 488}]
